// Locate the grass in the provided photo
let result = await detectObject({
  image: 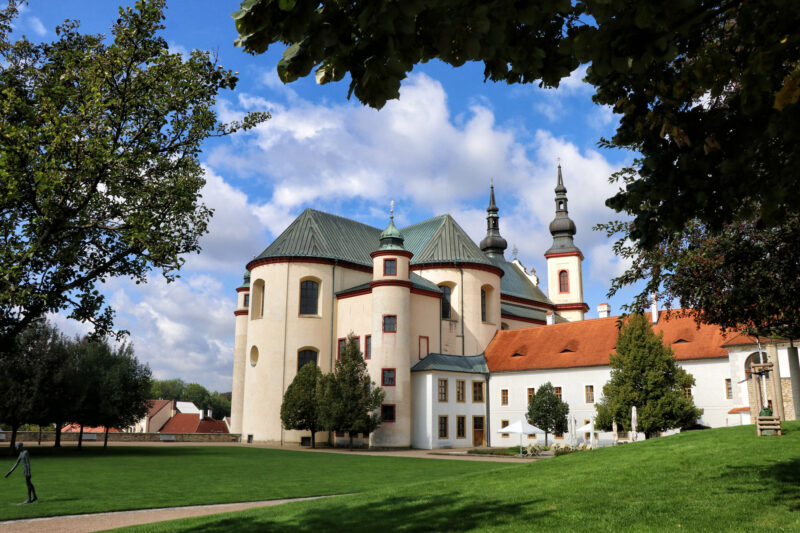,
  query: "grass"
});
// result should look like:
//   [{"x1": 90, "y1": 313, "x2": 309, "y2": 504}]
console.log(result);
[
  {"x1": 0, "y1": 445, "x2": 514, "y2": 521},
  {"x1": 115, "y1": 422, "x2": 800, "y2": 532}
]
